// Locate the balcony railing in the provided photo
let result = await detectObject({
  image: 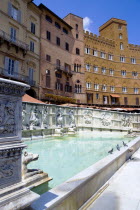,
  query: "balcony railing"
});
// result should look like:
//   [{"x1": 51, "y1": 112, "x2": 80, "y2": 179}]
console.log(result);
[
  {"x1": 55, "y1": 65, "x2": 73, "y2": 76},
  {"x1": 0, "y1": 67, "x2": 36, "y2": 86},
  {"x1": 0, "y1": 29, "x2": 29, "y2": 51}
]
